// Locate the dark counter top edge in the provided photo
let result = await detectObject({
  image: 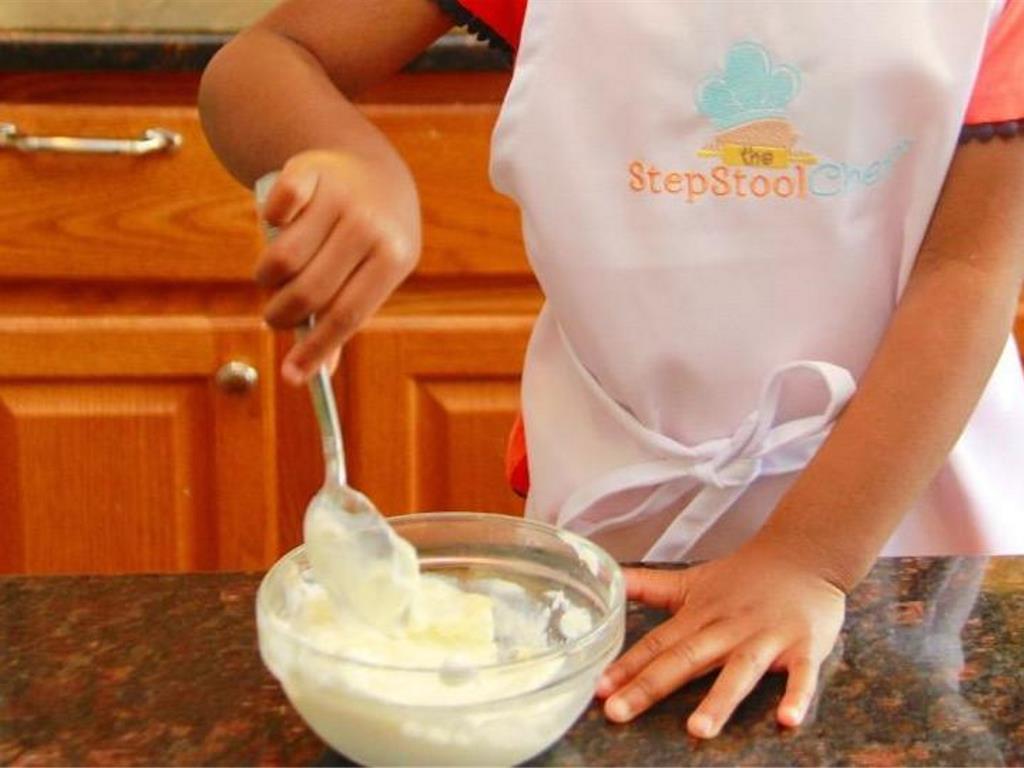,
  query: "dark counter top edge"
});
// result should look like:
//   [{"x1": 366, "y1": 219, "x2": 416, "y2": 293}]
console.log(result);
[
  {"x1": 0, "y1": 555, "x2": 1005, "y2": 582},
  {"x1": 0, "y1": 30, "x2": 511, "y2": 73}
]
